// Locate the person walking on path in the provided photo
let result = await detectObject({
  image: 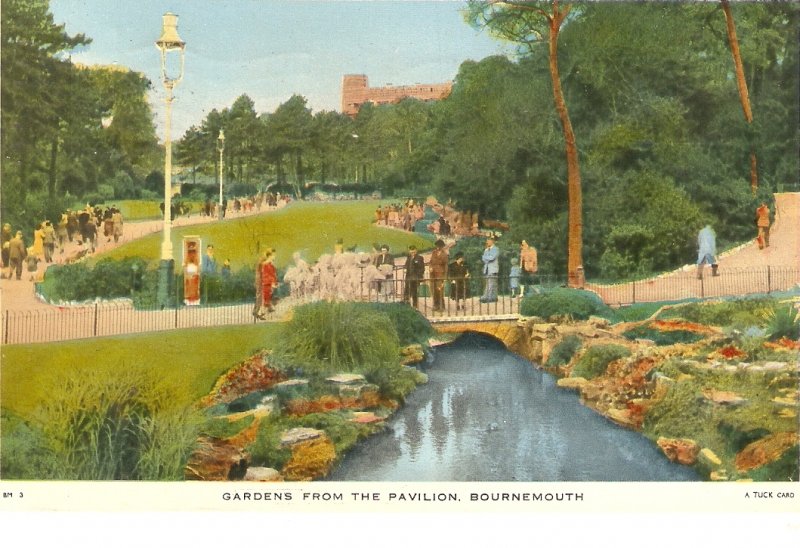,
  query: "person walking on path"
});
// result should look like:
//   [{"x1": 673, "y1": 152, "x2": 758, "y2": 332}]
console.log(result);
[
  {"x1": 519, "y1": 240, "x2": 538, "y2": 296},
  {"x1": 259, "y1": 249, "x2": 279, "y2": 317},
  {"x1": 429, "y1": 239, "x2": 449, "y2": 312},
  {"x1": 480, "y1": 237, "x2": 500, "y2": 303},
  {"x1": 32, "y1": 223, "x2": 45, "y2": 260},
  {"x1": 56, "y1": 214, "x2": 68, "y2": 254},
  {"x1": 42, "y1": 220, "x2": 56, "y2": 263},
  {"x1": 697, "y1": 225, "x2": 719, "y2": 279},
  {"x1": 8, "y1": 231, "x2": 27, "y2": 280},
  {"x1": 403, "y1": 245, "x2": 426, "y2": 308},
  {"x1": 2, "y1": 223, "x2": 12, "y2": 277},
  {"x1": 756, "y1": 202, "x2": 771, "y2": 249},
  {"x1": 112, "y1": 207, "x2": 124, "y2": 243}
]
